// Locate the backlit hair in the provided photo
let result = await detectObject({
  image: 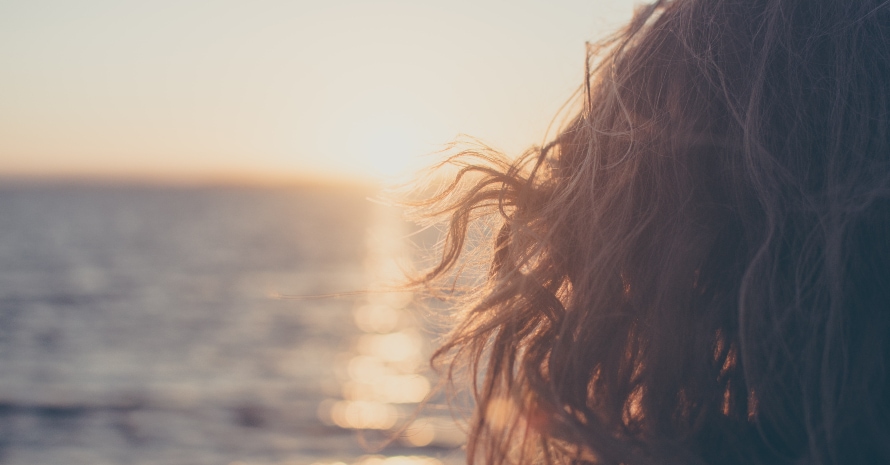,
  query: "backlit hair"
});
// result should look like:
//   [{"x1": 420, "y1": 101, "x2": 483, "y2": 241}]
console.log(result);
[{"x1": 411, "y1": 0, "x2": 890, "y2": 464}]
